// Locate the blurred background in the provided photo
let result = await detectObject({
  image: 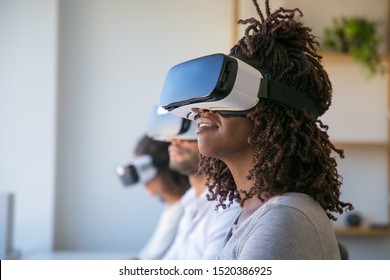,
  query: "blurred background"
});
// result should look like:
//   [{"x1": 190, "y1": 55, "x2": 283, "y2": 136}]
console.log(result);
[{"x1": 0, "y1": 0, "x2": 389, "y2": 260}]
